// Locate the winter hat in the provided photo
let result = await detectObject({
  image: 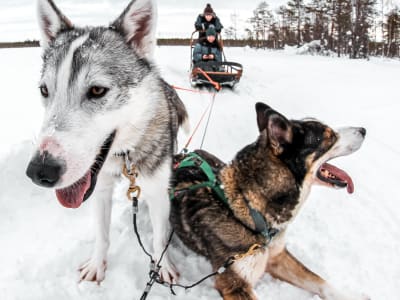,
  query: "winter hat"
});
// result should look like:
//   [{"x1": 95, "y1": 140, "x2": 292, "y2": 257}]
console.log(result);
[
  {"x1": 206, "y1": 26, "x2": 216, "y2": 37},
  {"x1": 204, "y1": 3, "x2": 214, "y2": 15}
]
